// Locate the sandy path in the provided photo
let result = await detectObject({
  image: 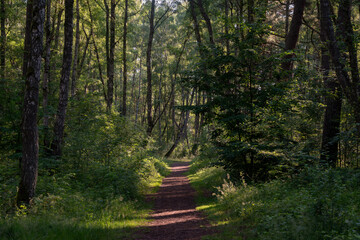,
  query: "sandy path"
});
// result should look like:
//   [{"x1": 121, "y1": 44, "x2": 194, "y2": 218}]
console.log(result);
[{"x1": 135, "y1": 162, "x2": 215, "y2": 240}]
